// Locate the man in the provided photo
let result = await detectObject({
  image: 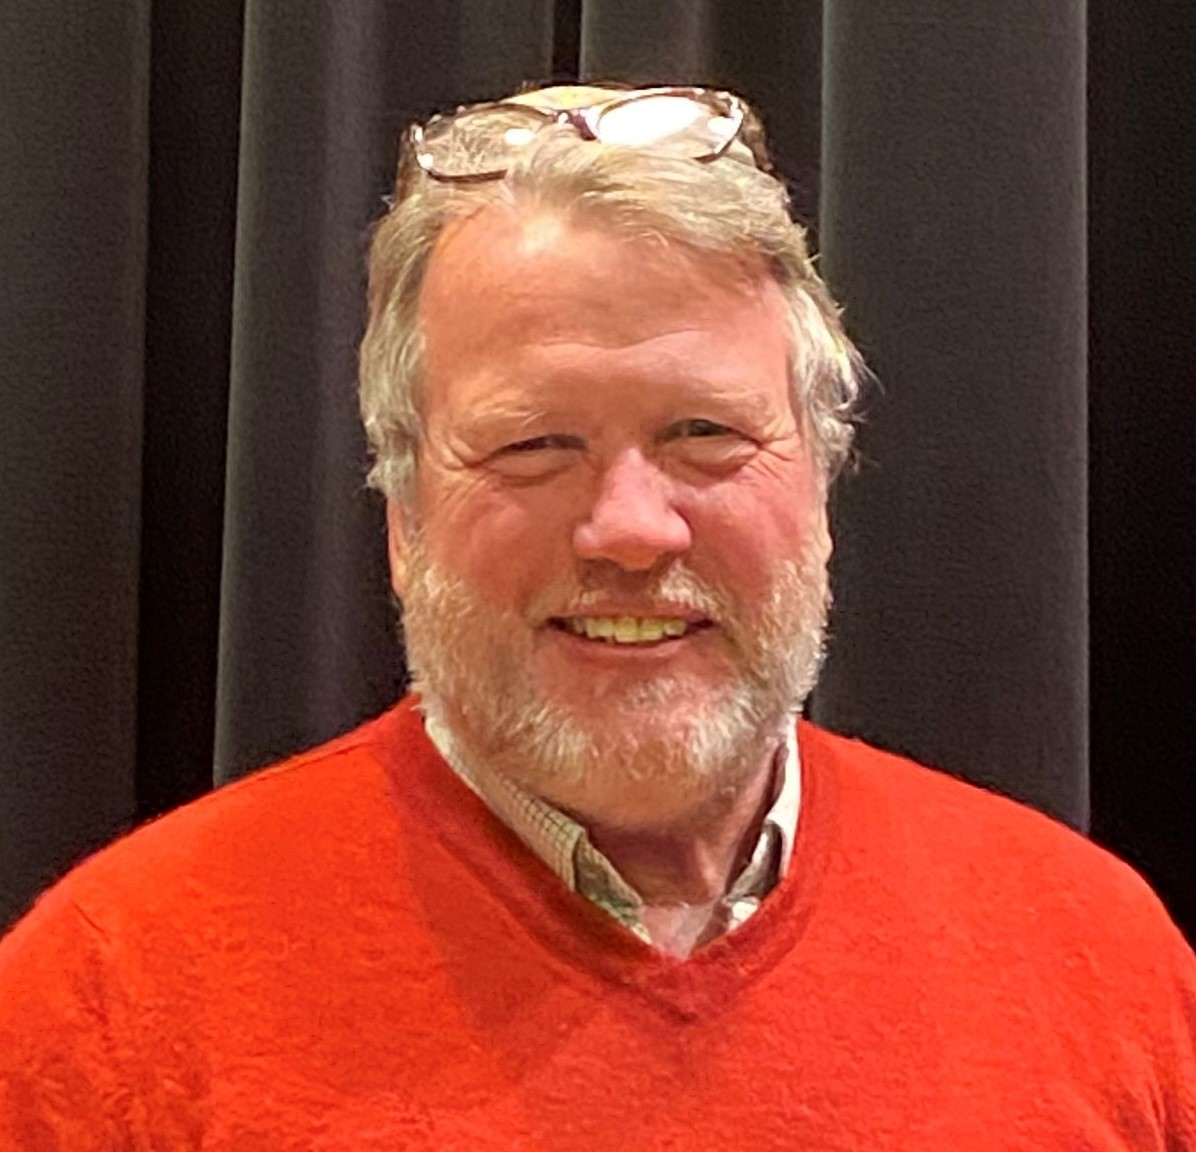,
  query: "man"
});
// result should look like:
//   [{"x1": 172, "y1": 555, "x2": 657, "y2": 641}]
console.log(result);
[{"x1": 1, "y1": 83, "x2": 1193, "y2": 1149}]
